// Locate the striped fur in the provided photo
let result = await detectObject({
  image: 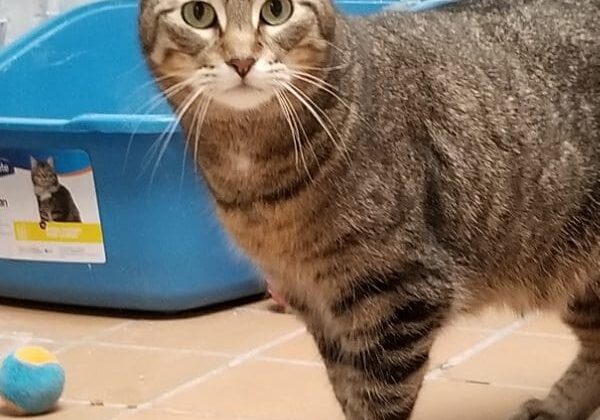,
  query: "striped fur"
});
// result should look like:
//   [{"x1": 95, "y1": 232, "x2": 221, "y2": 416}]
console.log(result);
[{"x1": 139, "y1": 0, "x2": 600, "y2": 418}]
